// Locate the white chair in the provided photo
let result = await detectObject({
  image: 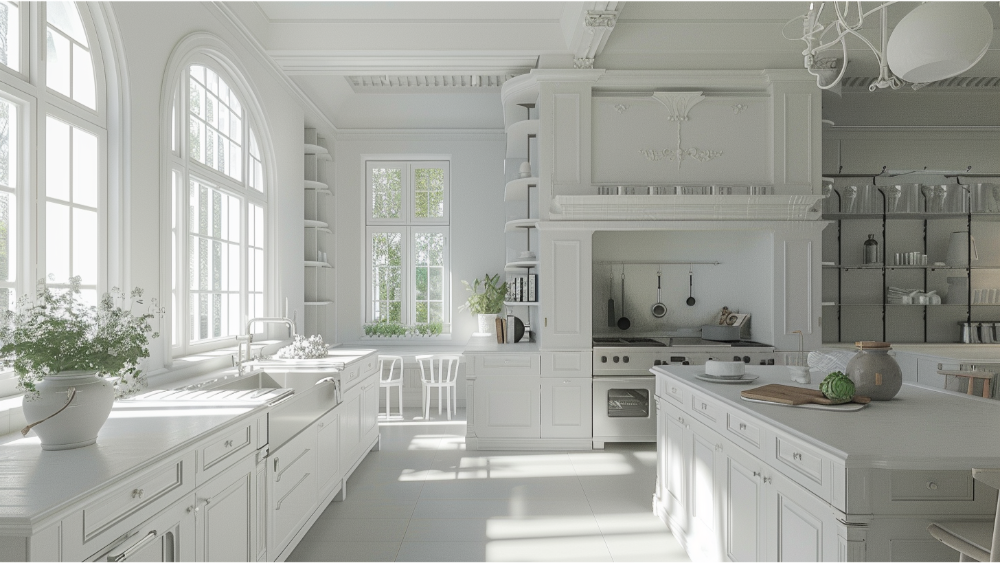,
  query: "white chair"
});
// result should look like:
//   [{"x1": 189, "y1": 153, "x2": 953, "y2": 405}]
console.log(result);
[
  {"x1": 378, "y1": 355, "x2": 404, "y2": 419},
  {"x1": 927, "y1": 468, "x2": 1000, "y2": 561},
  {"x1": 415, "y1": 355, "x2": 460, "y2": 420}
]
